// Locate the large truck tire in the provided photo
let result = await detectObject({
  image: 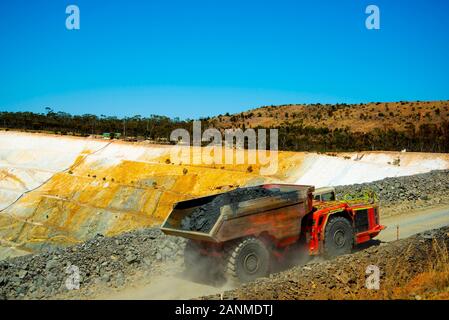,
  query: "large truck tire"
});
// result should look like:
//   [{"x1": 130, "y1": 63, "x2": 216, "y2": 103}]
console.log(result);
[
  {"x1": 323, "y1": 216, "x2": 354, "y2": 258},
  {"x1": 225, "y1": 237, "x2": 270, "y2": 283}
]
